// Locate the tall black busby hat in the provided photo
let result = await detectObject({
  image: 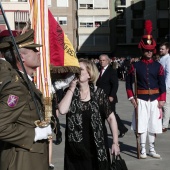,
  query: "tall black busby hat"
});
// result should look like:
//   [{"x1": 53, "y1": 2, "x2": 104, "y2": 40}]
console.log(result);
[{"x1": 138, "y1": 20, "x2": 156, "y2": 52}]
